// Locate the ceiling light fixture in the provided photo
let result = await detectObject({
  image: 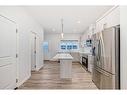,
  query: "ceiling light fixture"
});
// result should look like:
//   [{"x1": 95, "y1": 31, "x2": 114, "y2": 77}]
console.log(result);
[
  {"x1": 52, "y1": 28, "x2": 56, "y2": 31},
  {"x1": 61, "y1": 32, "x2": 64, "y2": 38},
  {"x1": 73, "y1": 29, "x2": 77, "y2": 32},
  {"x1": 77, "y1": 21, "x2": 81, "y2": 24},
  {"x1": 61, "y1": 18, "x2": 64, "y2": 38}
]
